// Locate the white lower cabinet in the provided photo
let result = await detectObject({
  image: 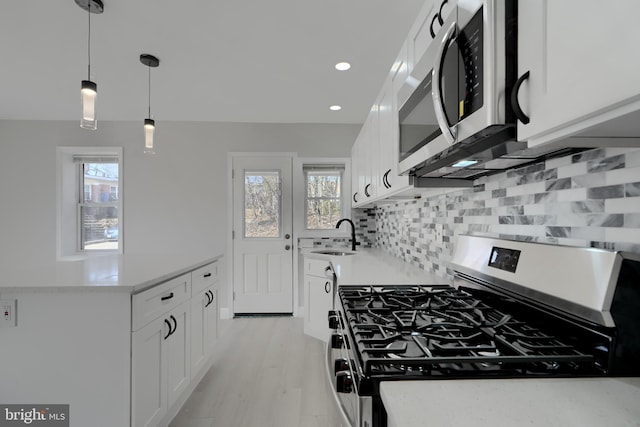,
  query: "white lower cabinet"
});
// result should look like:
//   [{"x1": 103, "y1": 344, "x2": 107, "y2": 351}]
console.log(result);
[
  {"x1": 304, "y1": 257, "x2": 334, "y2": 342},
  {"x1": 131, "y1": 261, "x2": 219, "y2": 427},
  {"x1": 166, "y1": 302, "x2": 191, "y2": 409},
  {"x1": 132, "y1": 300, "x2": 190, "y2": 427},
  {"x1": 190, "y1": 285, "x2": 218, "y2": 379}
]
